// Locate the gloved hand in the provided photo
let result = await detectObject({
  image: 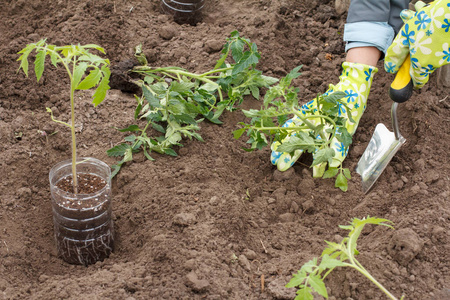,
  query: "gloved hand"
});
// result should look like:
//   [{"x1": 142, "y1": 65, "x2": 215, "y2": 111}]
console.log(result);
[
  {"x1": 384, "y1": 0, "x2": 450, "y2": 88},
  {"x1": 271, "y1": 62, "x2": 378, "y2": 173}
]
